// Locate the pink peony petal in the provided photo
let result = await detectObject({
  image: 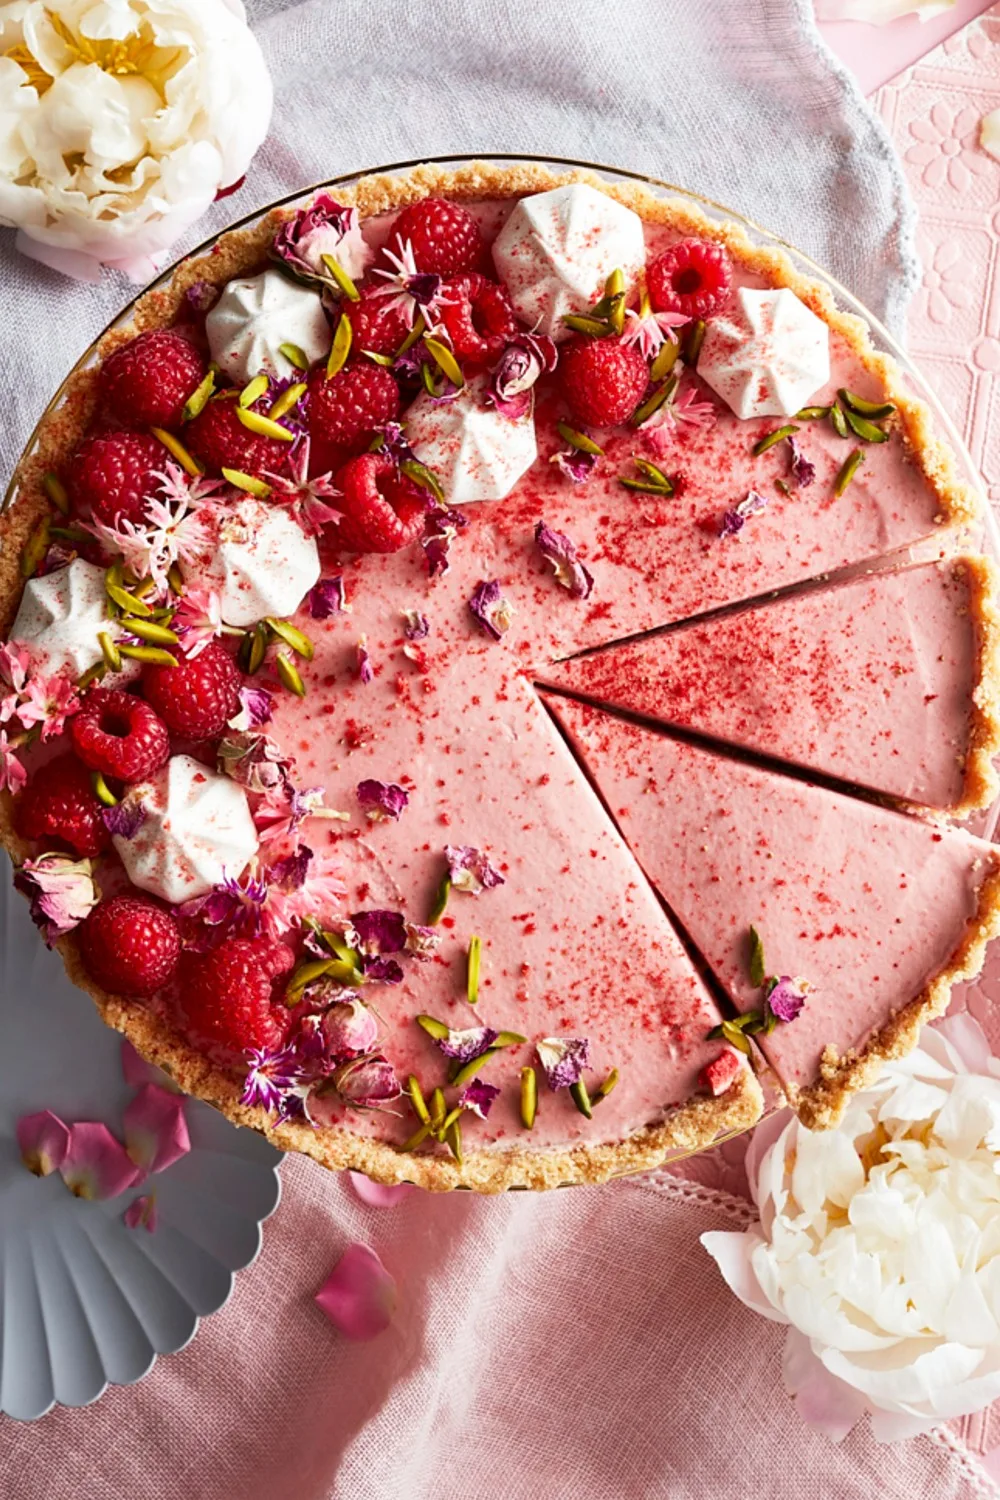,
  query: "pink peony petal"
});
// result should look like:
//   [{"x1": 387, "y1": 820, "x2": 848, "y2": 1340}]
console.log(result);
[
  {"x1": 782, "y1": 1327, "x2": 867, "y2": 1443},
  {"x1": 348, "y1": 1171, "x2": 412, "y2": 1208},
  {"x1": 60, "y1": 1122, "x2": 140, "y2": 1201},
  {"x1": 17, "y1": 1109, "x2": 70, "y2": 1177},
  {"x1": 123, "y1": 1193, "x2": 158, "y2": 1233},
  {"x1": 315, "y1": 1243, "x2": 398, "y2": 1340},
  {"x1": 120, "y1": 1039, "x2": 182, "y2": 1094},
  {"x1": 123, "y1": 1085, "x2": 191, "y2": 1175}
]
